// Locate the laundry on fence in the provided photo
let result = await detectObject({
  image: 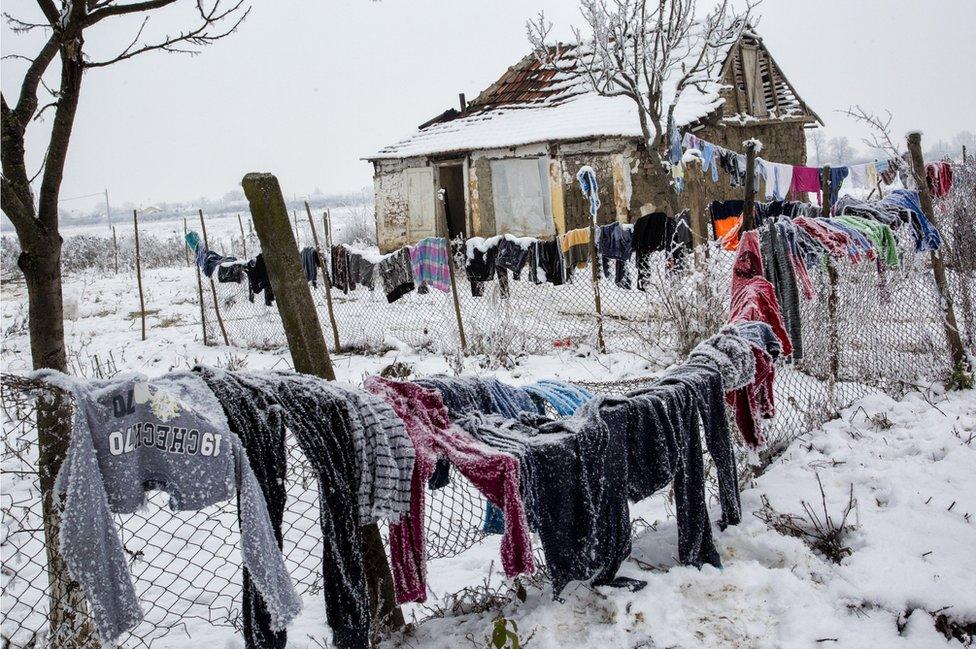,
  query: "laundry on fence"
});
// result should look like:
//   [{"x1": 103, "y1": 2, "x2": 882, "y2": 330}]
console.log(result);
[
  {"x1": 49, "y1": 371, "x2": 302, "y2": 646},
  {"x1": 246, "y1": 253, "x2": 275, "y2": 306},
  {"x1": 410, "y1": 237, "x2": 452, "y2": 292},
  {"x1": 300, "y1": 247, "x2": 321, "y2": 287}
]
